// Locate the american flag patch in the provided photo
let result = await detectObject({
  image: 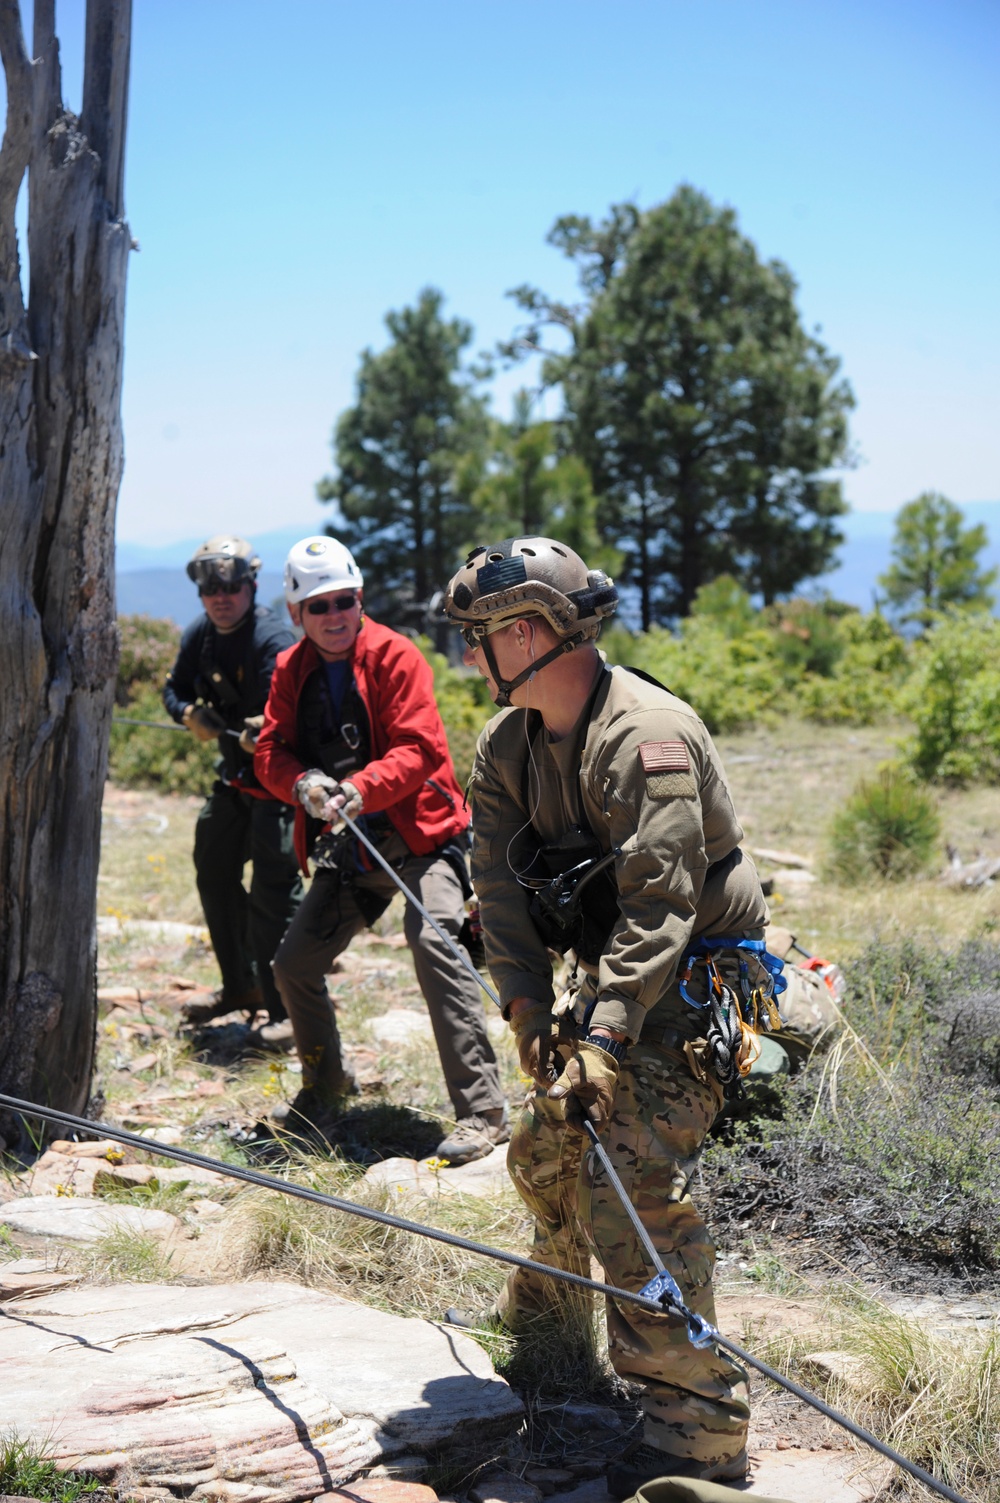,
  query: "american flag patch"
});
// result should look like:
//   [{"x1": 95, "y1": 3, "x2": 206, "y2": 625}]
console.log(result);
[{"x1": 639, "y1": 740, "x2": 690, "y2": 774}]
